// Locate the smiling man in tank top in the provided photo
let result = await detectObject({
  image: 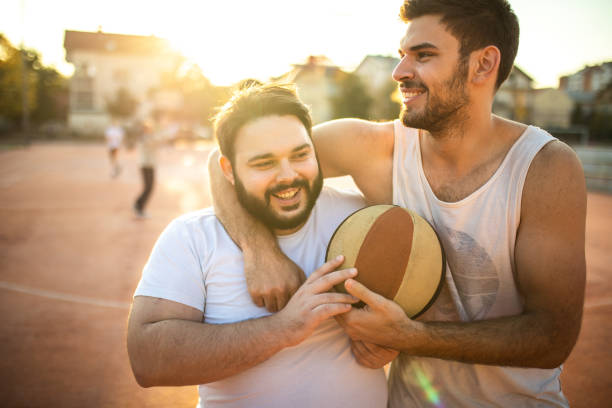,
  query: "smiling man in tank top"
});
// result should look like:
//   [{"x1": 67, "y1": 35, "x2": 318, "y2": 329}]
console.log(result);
[{"x1": 208, "y1": 1, "x2": 586, "y2": 406}]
